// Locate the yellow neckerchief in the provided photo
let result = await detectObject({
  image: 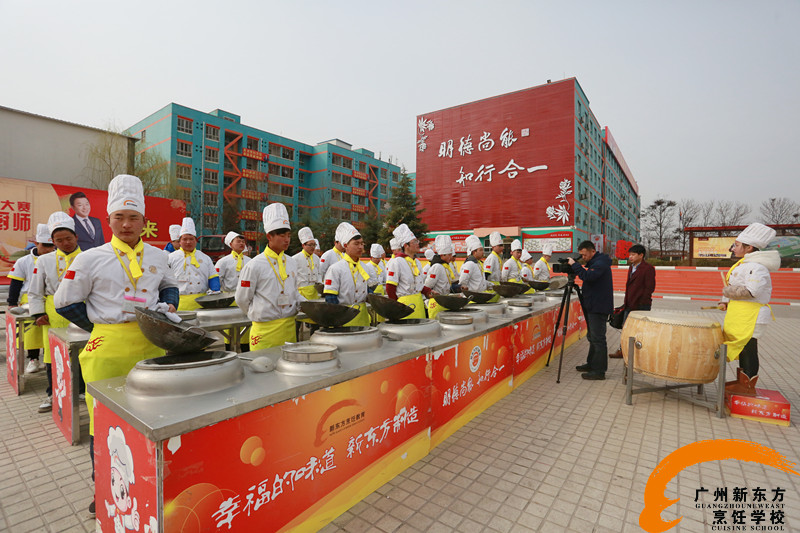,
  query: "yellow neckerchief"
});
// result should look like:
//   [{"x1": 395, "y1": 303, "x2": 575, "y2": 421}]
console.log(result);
[
  {"x1": 182, "y1": 248, "x2": 200, "y2": 269},
  {"x1": 264, "y1": 246, "x2": 288, "y2": 283},
  {"x1": 372, "y1": 258, "x2": 383, "y2": 274},
  {"x1": 725, "y1": 258, "x2": 745, "y2": 283},
  {"x1": 302, "y1": 249, "x2": 316, "y2": 272},
  {"x1": 345, "y1": 254, "x2": 371, "y2": 283},
  {"x1": 111, "y1": 236, "x2": 144, "y2": 284},
  {"x1": 486, "y1": 250, "x2": 501, "y2": 272},
  {"x1": 541, "y1": 257, "x2": 551, "y2": 271},
  {"x1": 404, "y1": 256, "x2": 420, "y2": 276},
  {"x1": 334, "y1": 247, "x2": 345, "y2": 259},
  {"x1": 513, "y1": 256, "x2": 523, "y2": 273},
  {"x1": 443, "y1": 262, "x2": 456, "y2": 282},
  {"x1": 230, "y1": 250, "x2": 244, "y2": 272},
  {"x1": 55, "y1": 247, "x2": 81, "y2": 280}
]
